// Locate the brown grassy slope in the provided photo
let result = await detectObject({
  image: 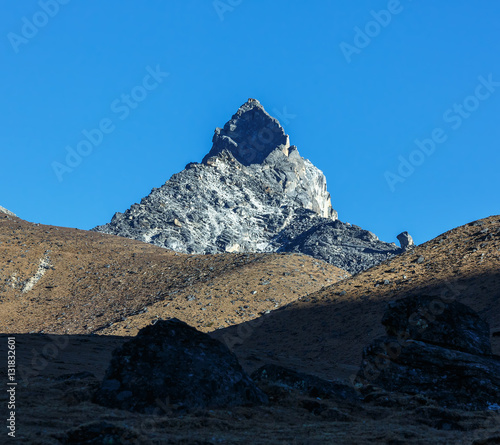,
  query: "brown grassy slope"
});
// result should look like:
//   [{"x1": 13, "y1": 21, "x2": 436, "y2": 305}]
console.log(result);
[
  {"x1": 0, "y1": 213, "x2": 348, "y2": 335},
  {"x1": 213, "y1": 215, "x2": 500, "y2": 381}
]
